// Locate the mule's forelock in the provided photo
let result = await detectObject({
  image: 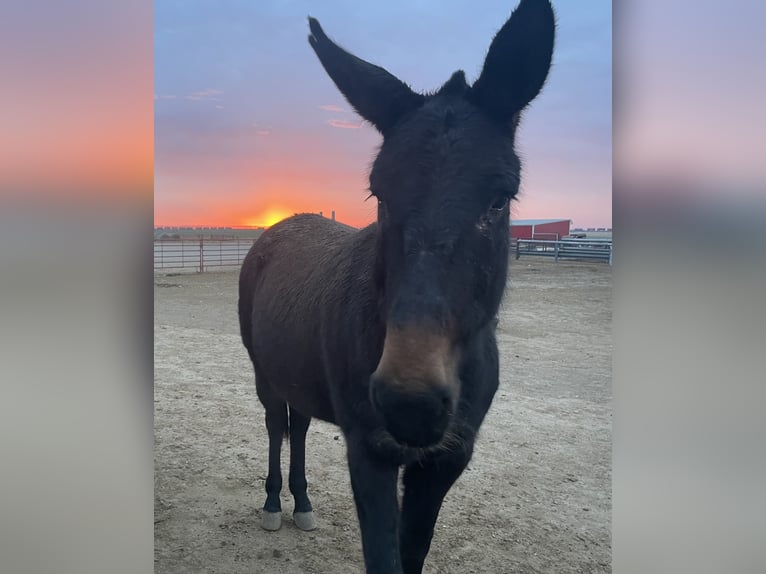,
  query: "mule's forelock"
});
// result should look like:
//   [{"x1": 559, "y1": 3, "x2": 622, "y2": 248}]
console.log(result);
[
  {"x1": 438, "y1": 71, "x2": 469, "y2": 97},
  {"x1": 308, "y1": 17, "x2": 425, "y2": 134}
]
